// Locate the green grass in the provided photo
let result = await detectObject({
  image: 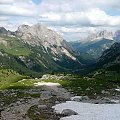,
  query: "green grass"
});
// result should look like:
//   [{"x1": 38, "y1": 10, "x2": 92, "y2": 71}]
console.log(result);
[
  {"x1": 0, "y1": 69, "x2": 42, "y2": 90},
  {"x1": 0, "y1": 69, "x2": 119, "y2": 97},
  {"x1": 0, "y1": 35, "x2": 32, "y2": 56},
  {"x1": 41, "y1": 72, "x2": 120, "y2": 97},
  {"x1": 8, "y1": 79, "x2": 38, "y2": 89},
  {"x1": 0, "y1": 69, "x2": 27, "y2": 89},
  {"x1": 93, "y1": 70, "x2": 120, "y2": 83},
  {"x1": 42, "y1": 77, "x2": 115, "y2": 97}
]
